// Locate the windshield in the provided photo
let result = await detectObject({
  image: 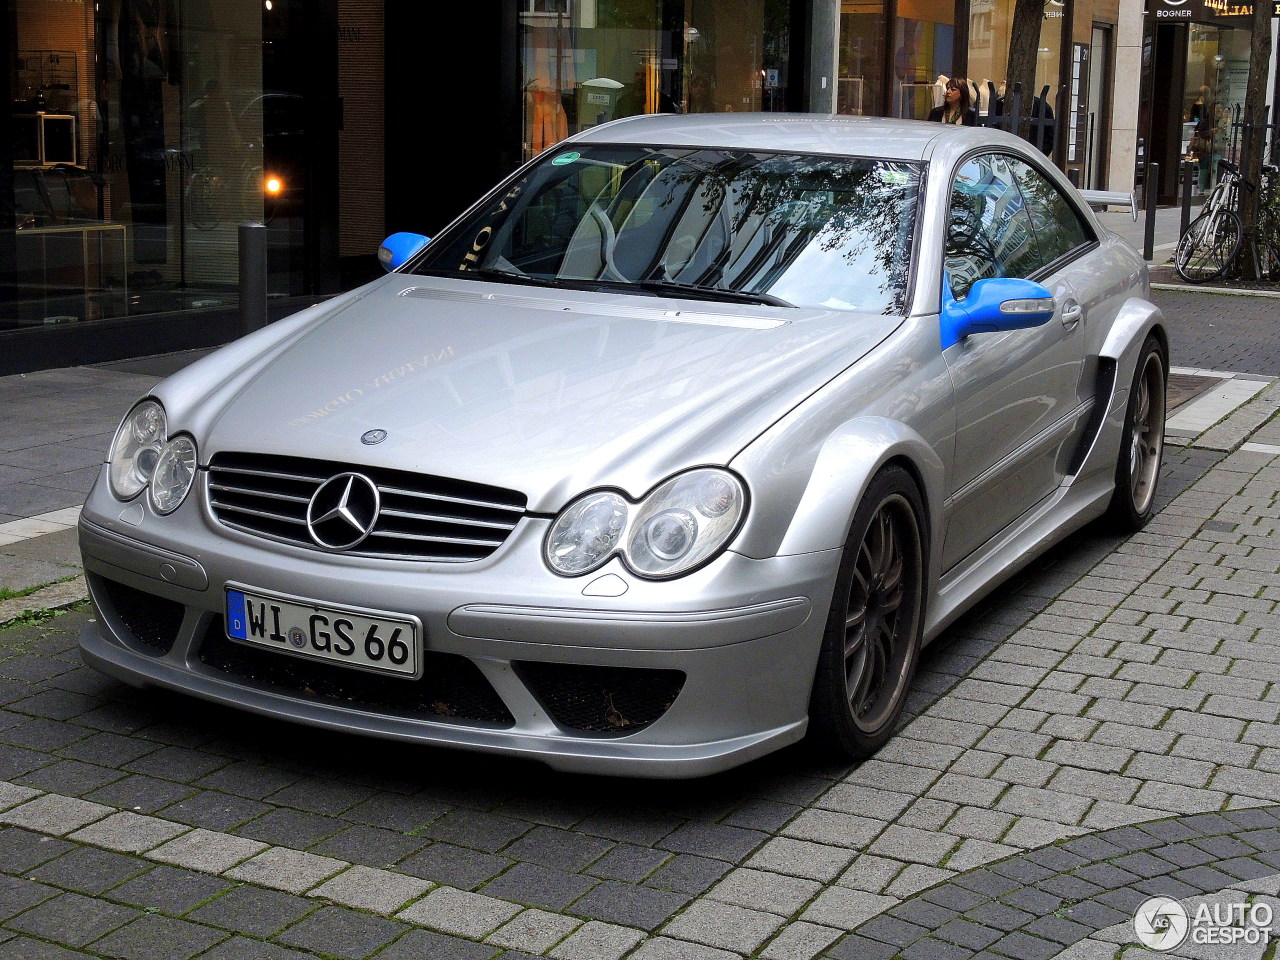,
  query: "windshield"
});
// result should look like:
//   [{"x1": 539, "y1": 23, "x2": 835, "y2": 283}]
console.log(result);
[{"x1": 410, "y1": 146, "x2": 923, "y2": 315}]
